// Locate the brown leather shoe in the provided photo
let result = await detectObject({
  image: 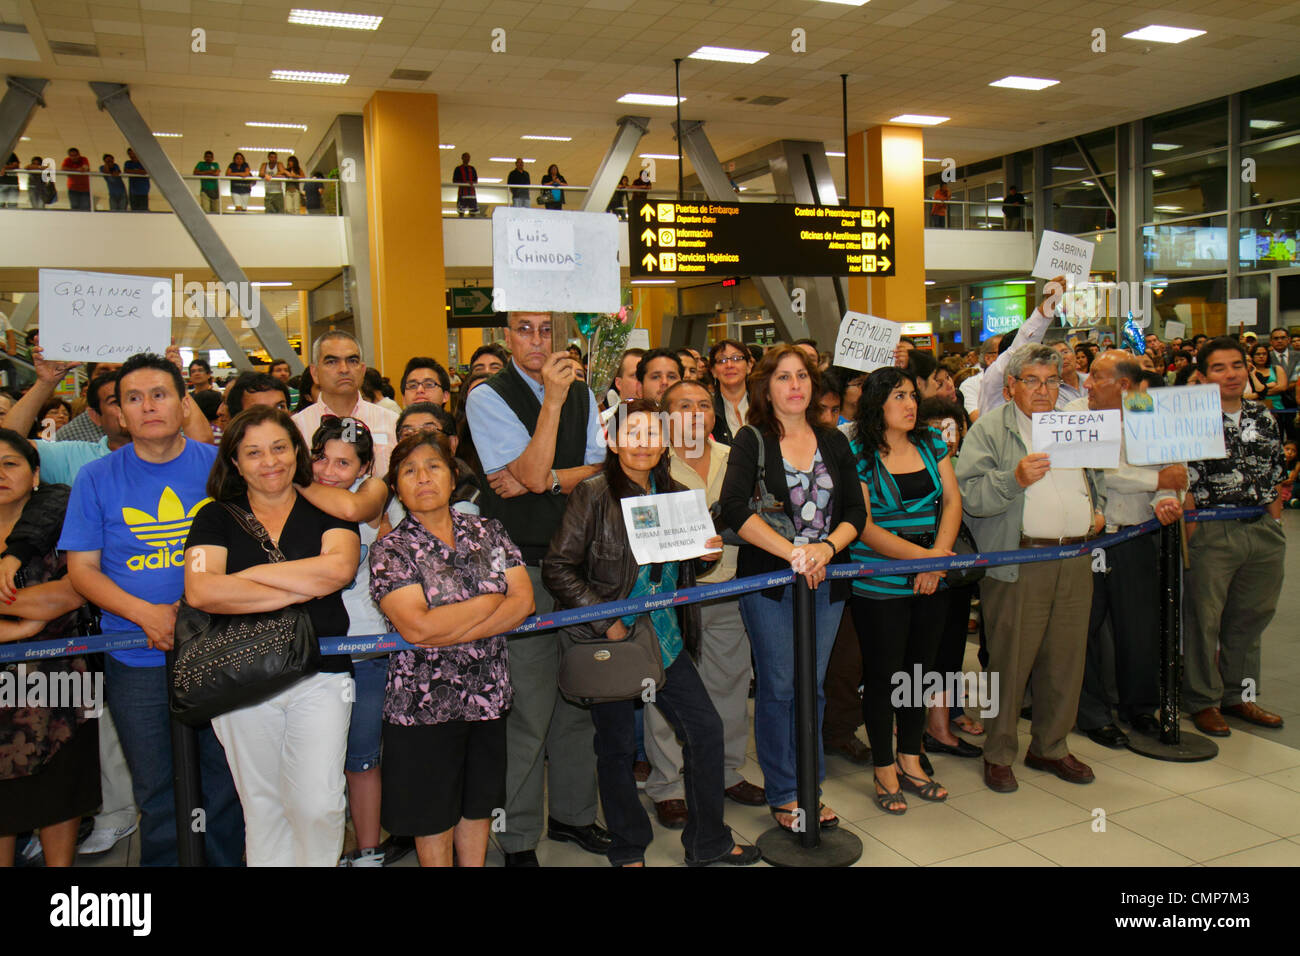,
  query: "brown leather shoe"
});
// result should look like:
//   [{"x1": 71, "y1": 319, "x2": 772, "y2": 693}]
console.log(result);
[
  {"x1": 1222, "y1": 701, "x2": 1284, "y2": 729},
  {"x1": 824, "y1": 735, "x2": 873, "y2": 764},
  {"x1": 1024, "y1": 751, "x2": 1095, "y2": 784},
  {"x1": 983, "y1": 760, "x2": 1018, "y2": 793},
  {"x1": 724, "y1": 780, "x2": 766, "y2": 806},
  {"x1": 1193, "y1": 706, "x2": 1231, "y2": 737},
  {"x1": 654, "y1": 799, "x2": 688, "y2": 829}
]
